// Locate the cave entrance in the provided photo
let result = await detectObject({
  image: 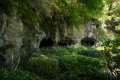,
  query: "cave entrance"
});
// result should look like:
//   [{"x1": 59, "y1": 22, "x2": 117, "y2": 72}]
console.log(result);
[
  {"x1": 58, "y1": 37, "x2": 74, "y2": 46},
  {"x1": 39, "y1": 38, "x2": 54, "y2": 48},
  {"x1": 81, "y1": 37, "x2": 96, "y2": 47},
  {"x1": 0, "y1": 54, "x2": 6, "y2": 69}
]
